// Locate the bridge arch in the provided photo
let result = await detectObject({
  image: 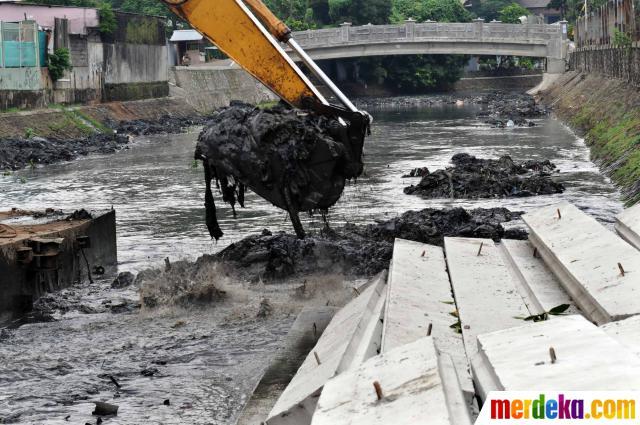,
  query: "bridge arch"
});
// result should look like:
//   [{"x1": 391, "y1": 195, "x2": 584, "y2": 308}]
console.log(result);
[{"x1": 289, "y1": 20, "x2": 569, "y2": 73}]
